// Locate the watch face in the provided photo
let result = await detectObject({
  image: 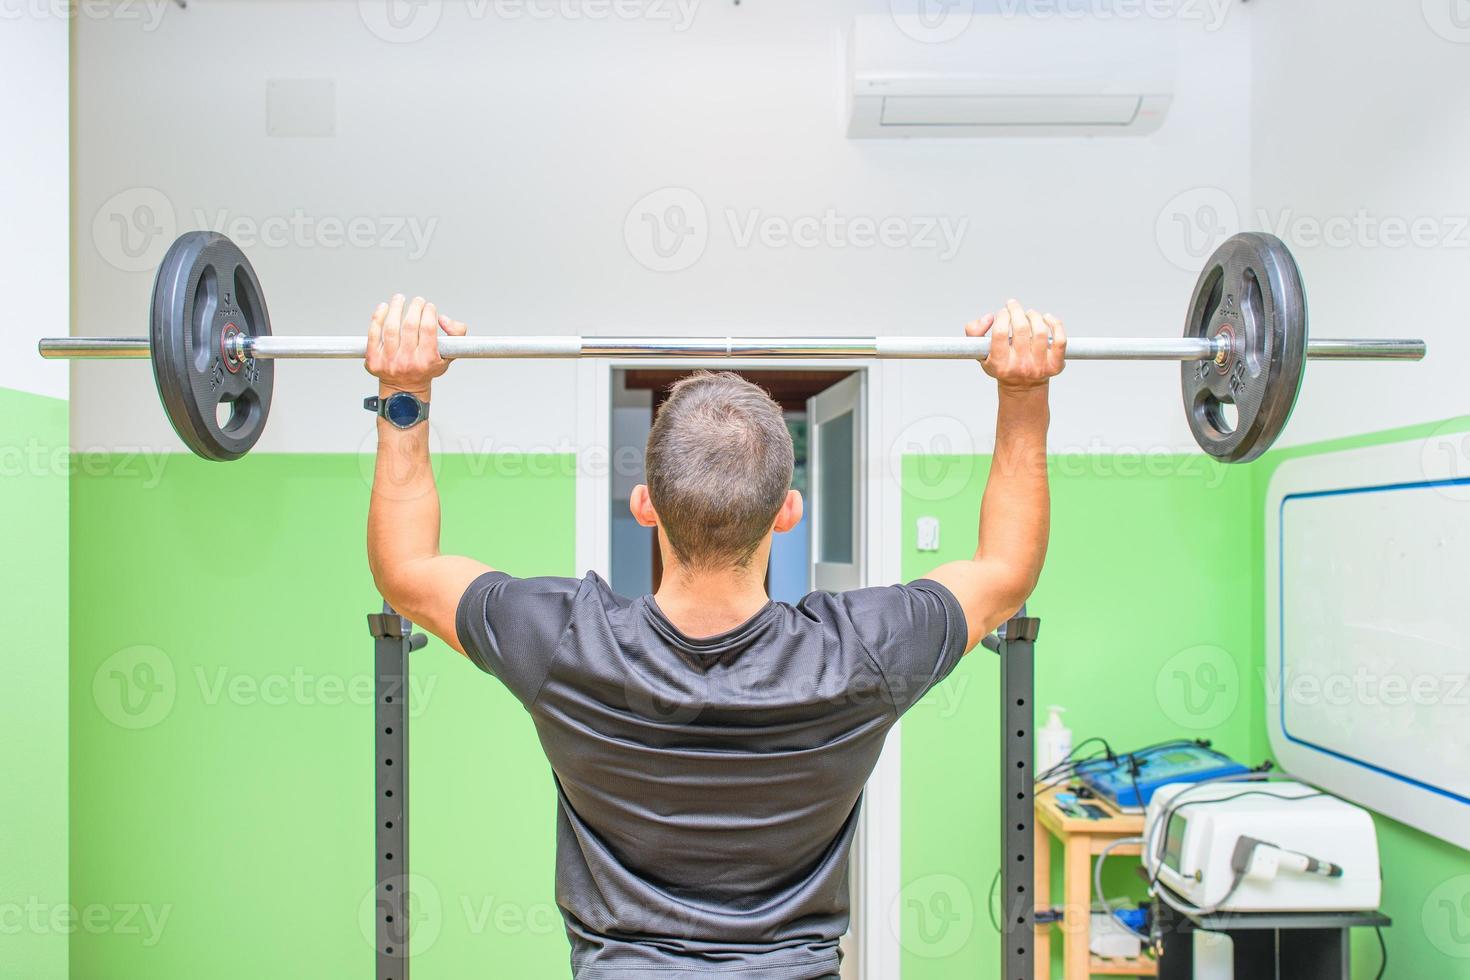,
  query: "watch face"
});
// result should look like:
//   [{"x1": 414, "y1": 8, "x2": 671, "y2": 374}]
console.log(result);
[{"x1": 384, "y1": 392, "x2": 422, "y2": 428}]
